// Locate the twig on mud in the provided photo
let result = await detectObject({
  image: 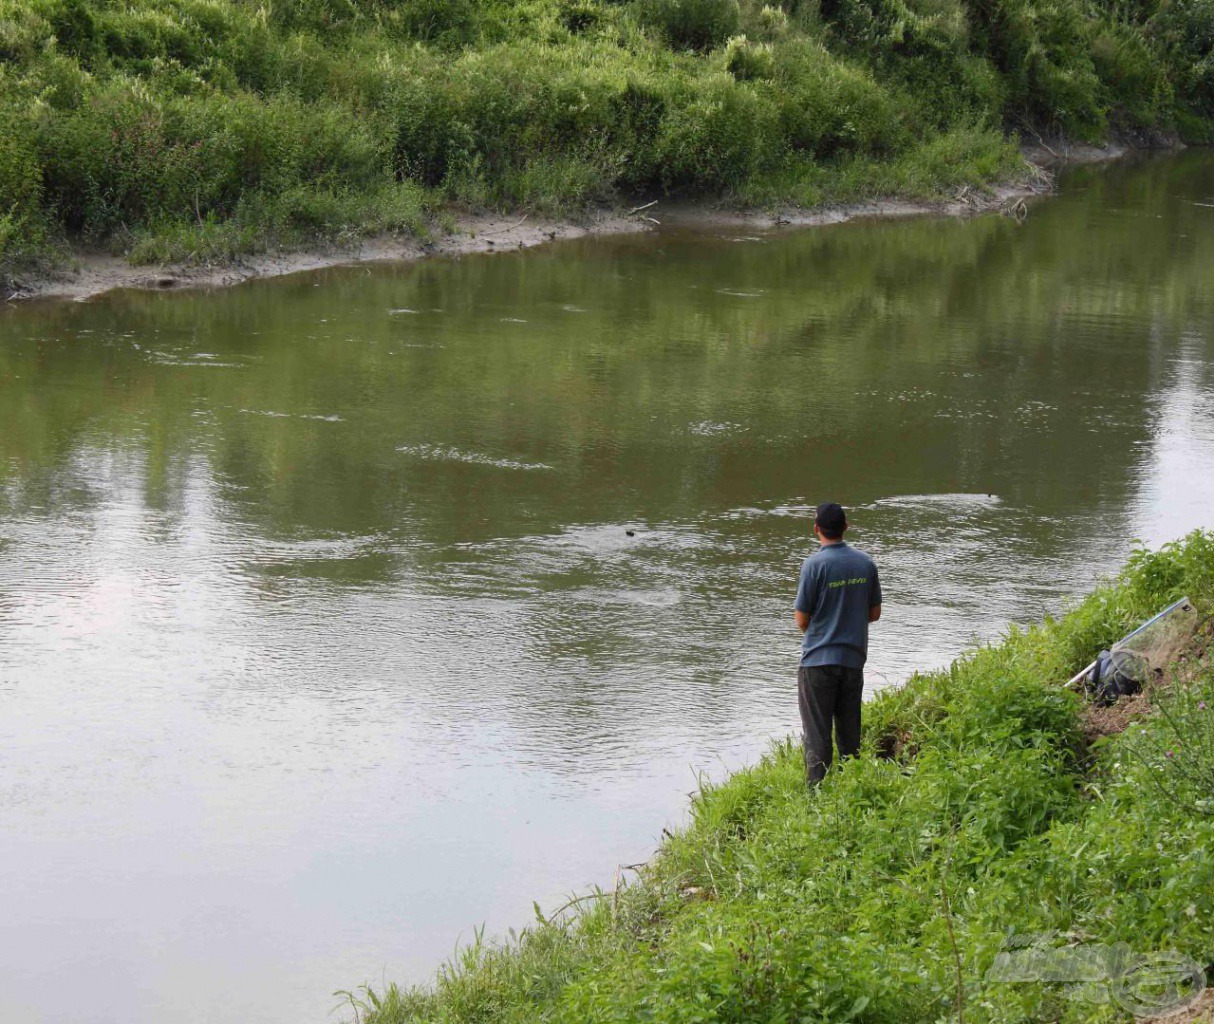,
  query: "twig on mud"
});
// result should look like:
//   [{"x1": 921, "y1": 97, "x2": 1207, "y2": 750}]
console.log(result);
[
  {"x1": 629, "y1": 200, "x2": 659, "y2": 216},
  {"x1": 1019, "y1": 120, "x2": 1062, "y2": 161},
  {"x1": 1001, "y1": 198, "x2": 1029, "y2": 223},
  {"x1": 954, "y1": 185, "x2": 981, "y2": 209}
]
